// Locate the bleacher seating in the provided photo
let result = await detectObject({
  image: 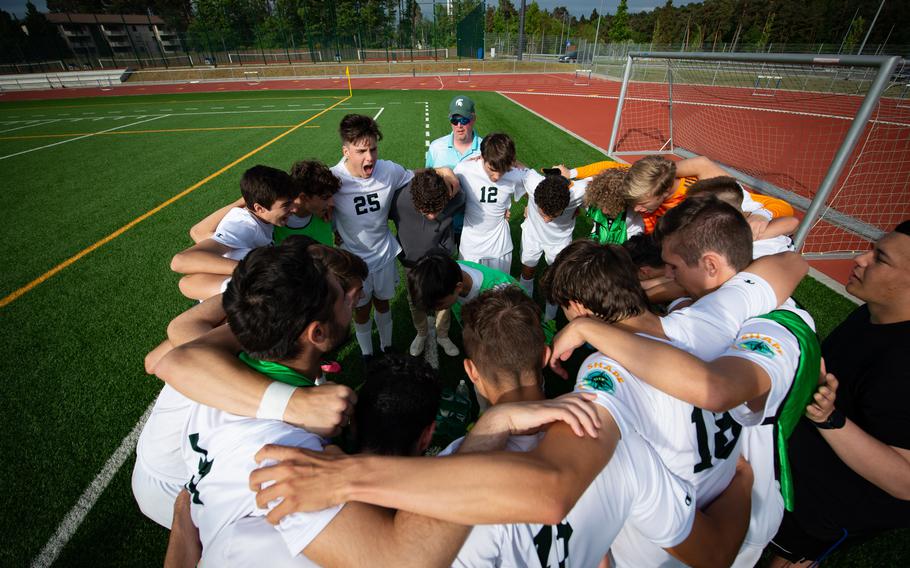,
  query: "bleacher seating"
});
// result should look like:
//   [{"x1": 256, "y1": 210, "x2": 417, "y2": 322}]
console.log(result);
[{"x1": 0, "y1": 69, "x2": 129, "y2": 92}]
